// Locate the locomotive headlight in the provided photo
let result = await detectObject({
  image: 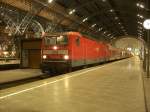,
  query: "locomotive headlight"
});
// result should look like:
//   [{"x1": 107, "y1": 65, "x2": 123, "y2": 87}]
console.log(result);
[
  {"x1": 64, "y1": 55, "x2": 69, "y2": 60},
  {"x1": 43, "y1": 55, "x2": 47, "y2": 59},
  {"x1": 53, "y1": 46, "x2": 58, "y2": 50}
]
